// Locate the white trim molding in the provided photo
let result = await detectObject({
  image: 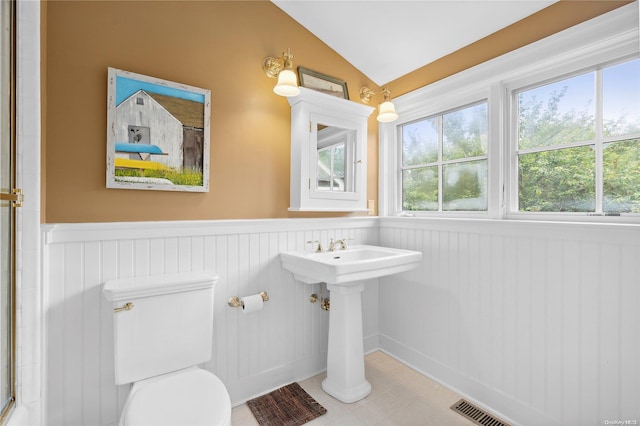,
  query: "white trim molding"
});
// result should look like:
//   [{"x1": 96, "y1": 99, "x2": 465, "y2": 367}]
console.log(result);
[{"x1": 9, "y1": 1, "x2": 42, "y2": 425}]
